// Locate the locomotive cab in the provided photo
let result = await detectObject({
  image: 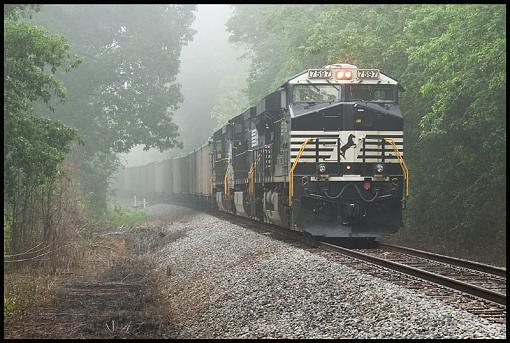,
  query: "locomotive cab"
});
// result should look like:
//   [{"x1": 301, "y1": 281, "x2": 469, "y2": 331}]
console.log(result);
[{"x1": 285, "y1": 64, "x2": 407, "y2": 237}]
